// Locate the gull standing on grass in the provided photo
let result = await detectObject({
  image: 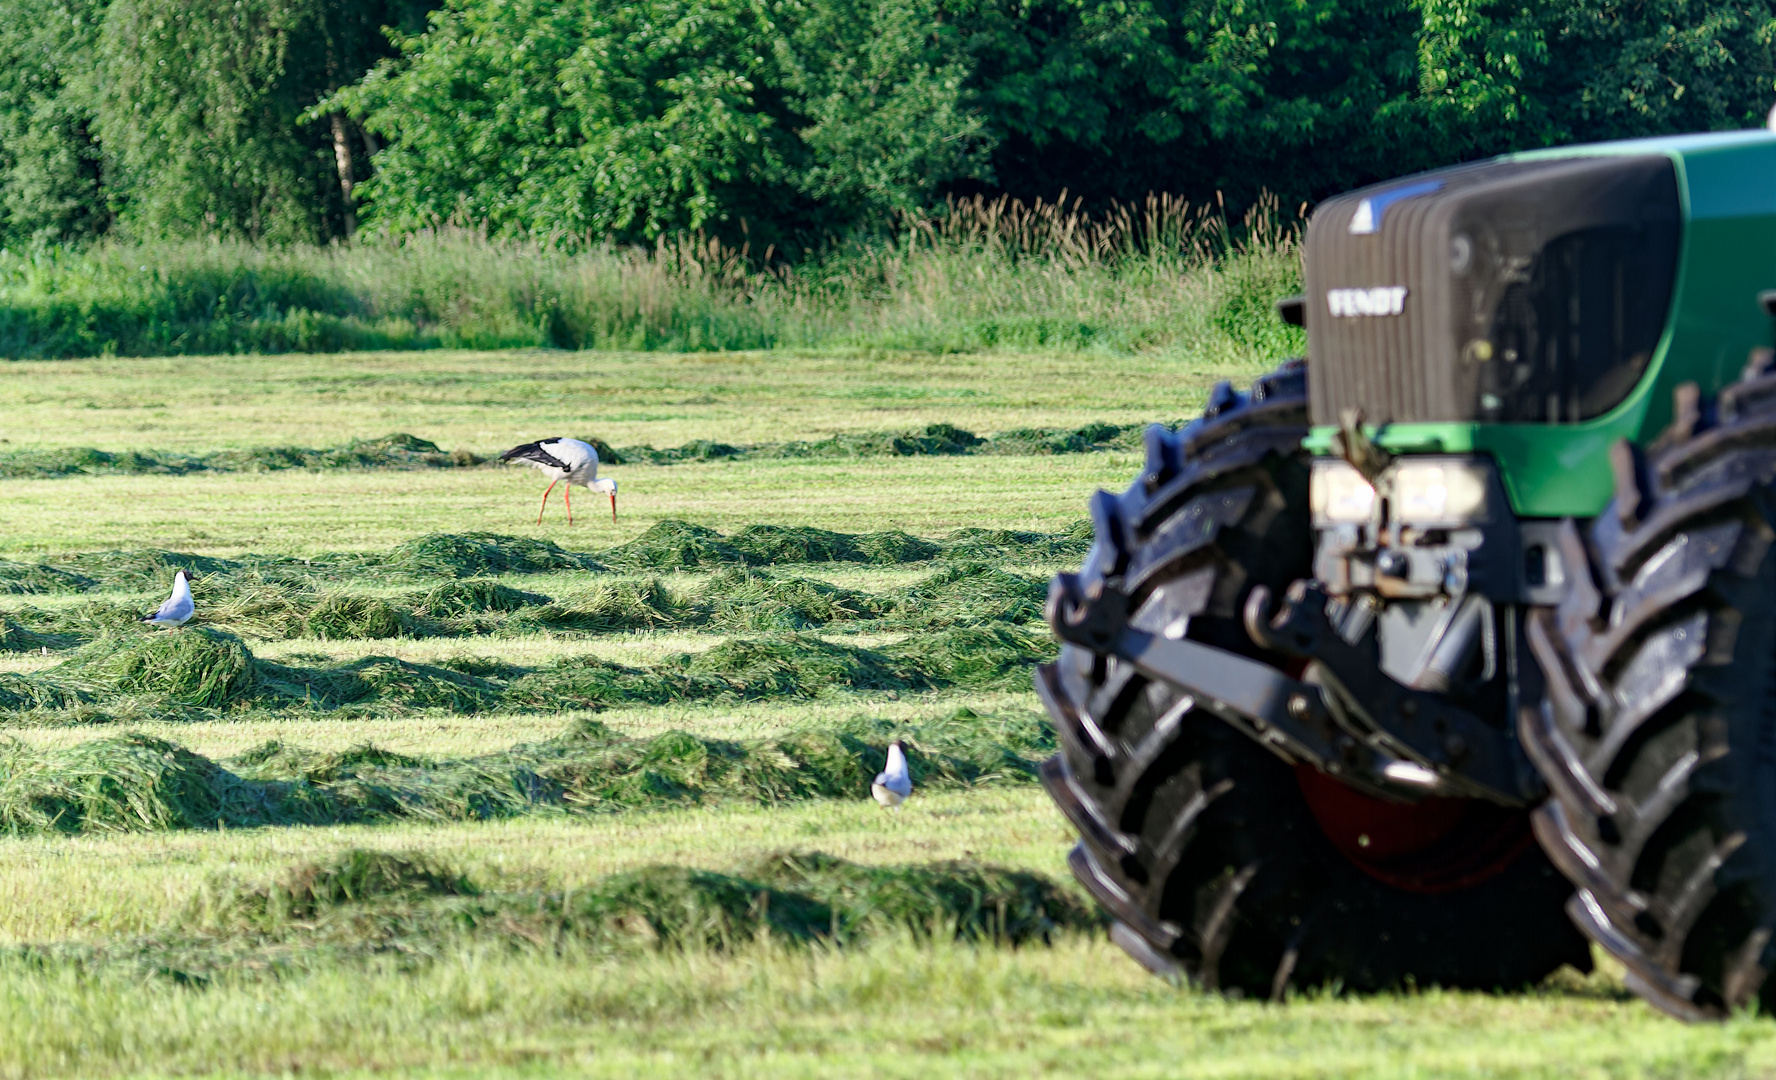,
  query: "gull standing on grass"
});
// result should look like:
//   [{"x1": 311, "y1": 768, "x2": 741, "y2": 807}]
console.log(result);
[
  {"x1": 873, "y1": 740, "x2": 913, "y2": 810},
  {"x1": 143, "y1": 569, "x2": 194, "y2": 628},
  {"x1": 500, "y1": 437, "x2": 619, "y2": 525}
]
